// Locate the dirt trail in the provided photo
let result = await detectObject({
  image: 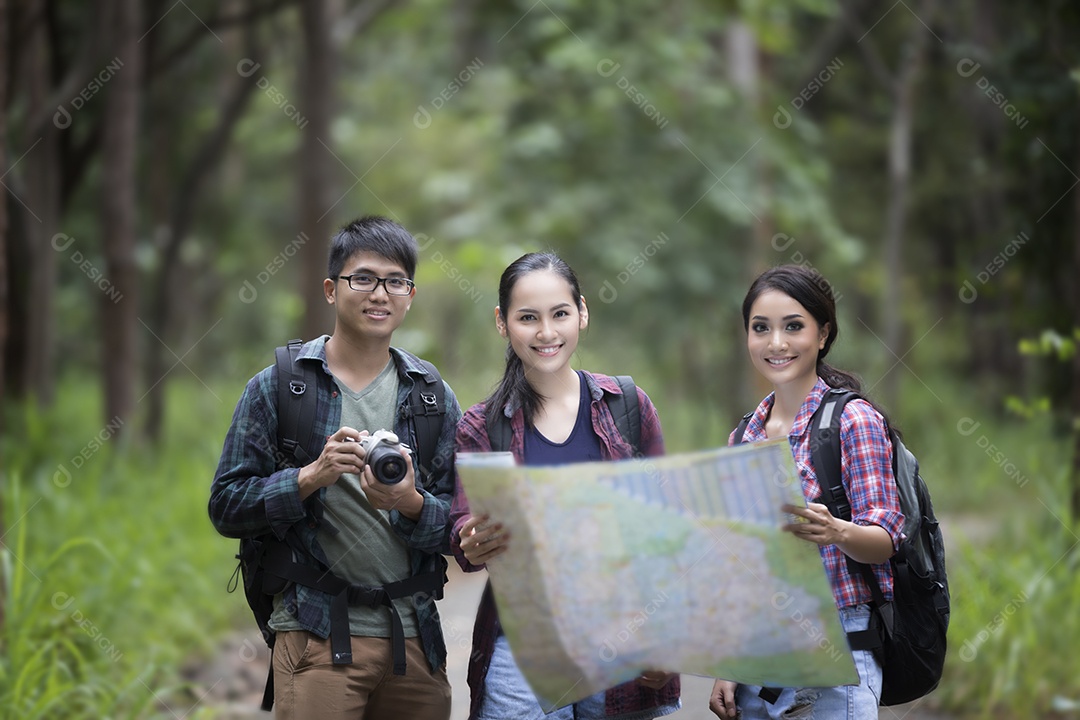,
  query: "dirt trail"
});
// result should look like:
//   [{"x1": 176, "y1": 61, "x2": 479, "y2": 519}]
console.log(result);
[{"x1": 188, "y1": 556, "x2": 960, "y2": 719}]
